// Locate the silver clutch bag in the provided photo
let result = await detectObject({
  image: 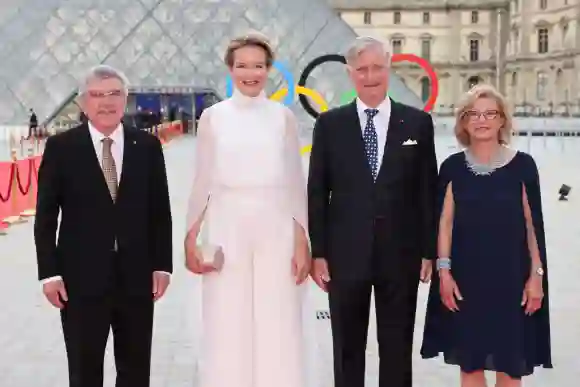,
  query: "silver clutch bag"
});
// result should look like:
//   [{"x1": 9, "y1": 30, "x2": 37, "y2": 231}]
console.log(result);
[{"x1": 197, "y1": 215, "x2": 224, "y2": 271}]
